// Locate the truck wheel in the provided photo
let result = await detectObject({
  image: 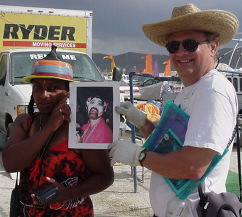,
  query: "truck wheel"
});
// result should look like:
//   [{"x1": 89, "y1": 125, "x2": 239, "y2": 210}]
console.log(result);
[{"x1": 0, "y1": 131, "x2": 7, "y2": 149}]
